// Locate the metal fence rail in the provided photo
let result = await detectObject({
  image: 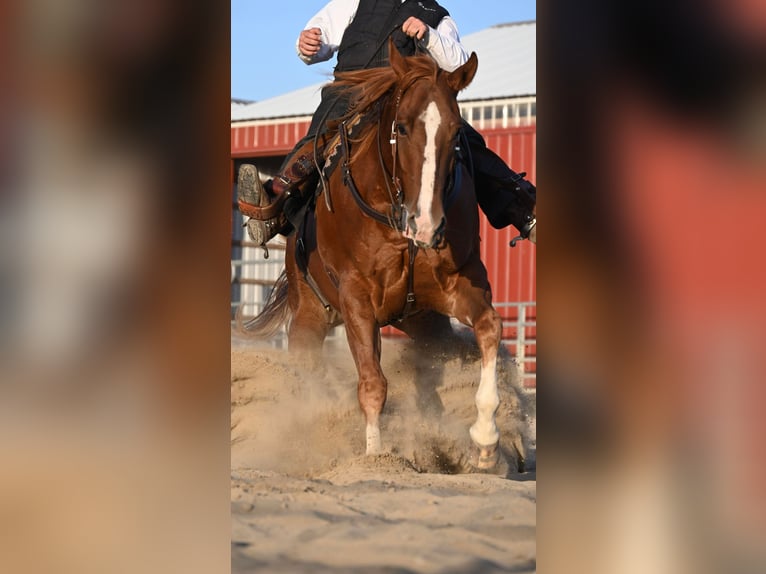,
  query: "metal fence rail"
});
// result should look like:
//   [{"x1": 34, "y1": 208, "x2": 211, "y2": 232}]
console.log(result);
[{"x1": 495, "y1": 301, "x2": 537, "y2": 390}]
